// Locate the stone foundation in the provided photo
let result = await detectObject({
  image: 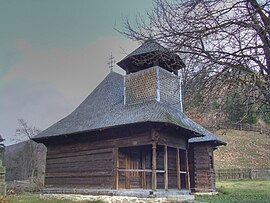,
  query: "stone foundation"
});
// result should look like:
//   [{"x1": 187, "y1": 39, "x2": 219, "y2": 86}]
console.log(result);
[
  {"x1": 41, "y1": 194, "x2": 195, "y2": 203},
  {"x1": 43, "y1": 188, "x2": 191, "y2": 198}
]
